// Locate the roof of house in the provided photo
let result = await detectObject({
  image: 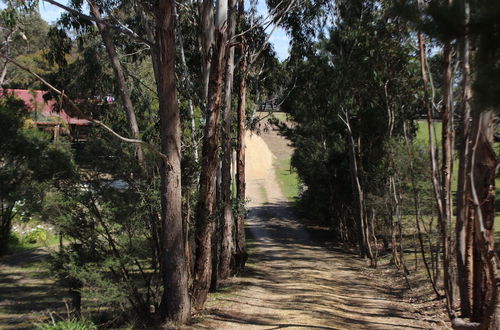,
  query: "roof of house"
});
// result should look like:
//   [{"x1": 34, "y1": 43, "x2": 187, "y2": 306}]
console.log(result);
[{"x1": 1, "y1": 89, "x2": 90, "y2": 126}]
